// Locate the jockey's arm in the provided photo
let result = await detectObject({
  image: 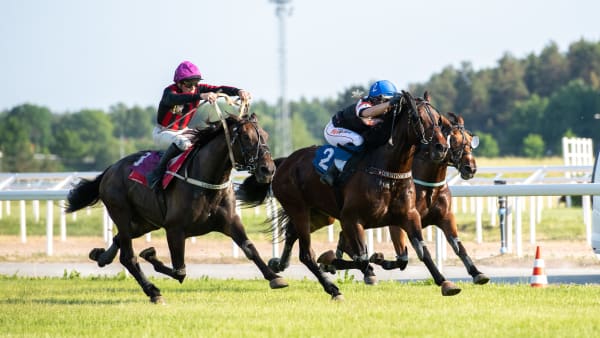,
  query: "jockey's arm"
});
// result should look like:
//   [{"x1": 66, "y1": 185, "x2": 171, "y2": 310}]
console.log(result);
[{"x1": 359, "y1": 101, "x2": 393, "y2": 118}]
